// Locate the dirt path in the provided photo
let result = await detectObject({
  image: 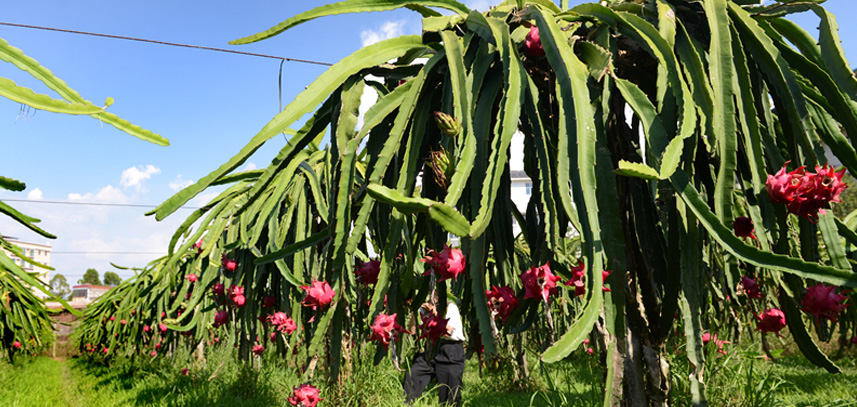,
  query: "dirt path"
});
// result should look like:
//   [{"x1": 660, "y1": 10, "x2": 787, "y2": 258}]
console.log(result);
[{"x1": 59, "y1": 359, "x2": 87, "y2": 407}]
